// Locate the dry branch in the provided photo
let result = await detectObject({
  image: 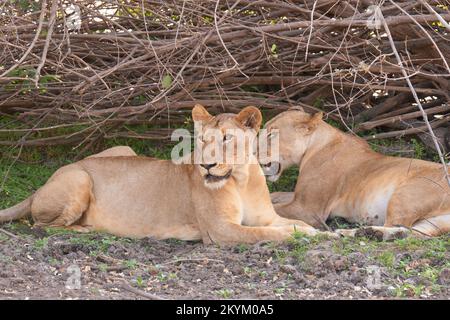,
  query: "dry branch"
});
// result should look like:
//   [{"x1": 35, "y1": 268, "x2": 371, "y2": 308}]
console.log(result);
[{"x1": 0, "y1": 0, "x2": 448, "y2": 154}]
